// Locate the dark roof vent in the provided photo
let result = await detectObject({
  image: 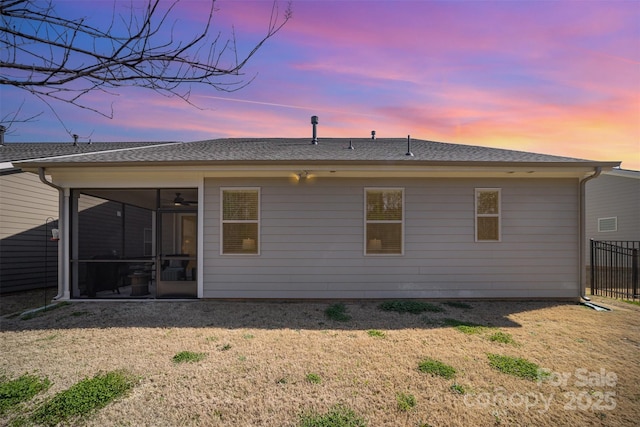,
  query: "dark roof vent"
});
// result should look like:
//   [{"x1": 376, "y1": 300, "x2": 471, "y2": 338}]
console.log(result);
[
  {"x1": 0, "y1": 125, "x2": 5, "y2": 146},
  {"x1": 371, "y1": 130, "x2": 376, "y2": 140},
  {"x1": 348, "y1": 139, "x2": 355, "y2": 150},
  {"x1": 406, "y1": 135, "x2": 414, "y2": 157},
  {"x1": 311, "y1": 115, "x2": 318, "y2": 145},
  {"x1": 72, "y1": 134, "x2": 79, "y2": 146}
]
